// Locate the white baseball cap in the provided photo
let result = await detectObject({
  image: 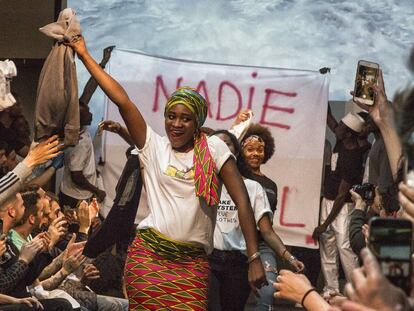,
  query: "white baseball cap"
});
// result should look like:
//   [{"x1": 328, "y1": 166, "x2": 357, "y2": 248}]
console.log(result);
[{"x1": 341, "y1": 113, "x2": 365, "y2": 133}]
